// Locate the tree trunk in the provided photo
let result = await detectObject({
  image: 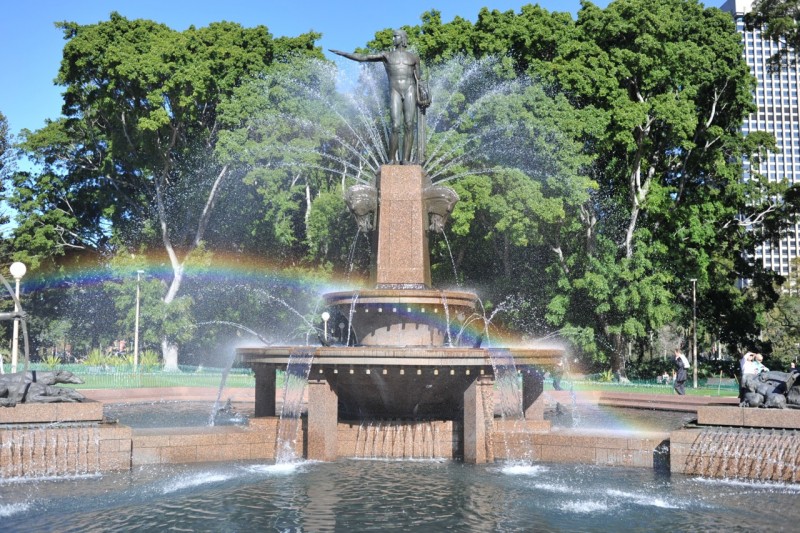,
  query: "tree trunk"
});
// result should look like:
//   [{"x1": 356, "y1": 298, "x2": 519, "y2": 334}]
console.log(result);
[
  {"x1": 162, "y1": 338, "x2": 179, "y2": 372},
  {"x1": 153, "y1": 164, "x2": 228, "y2": 371},
  {"x1": 610, "y1": 332, "x2": 629, "y2": 382}
]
